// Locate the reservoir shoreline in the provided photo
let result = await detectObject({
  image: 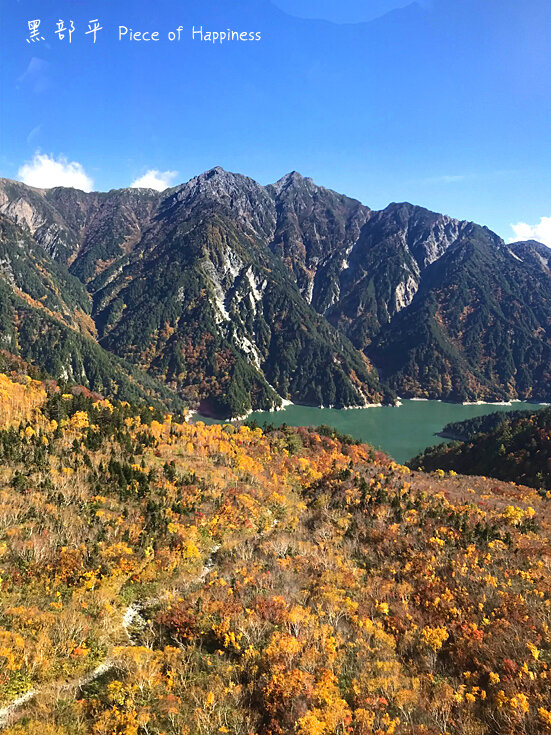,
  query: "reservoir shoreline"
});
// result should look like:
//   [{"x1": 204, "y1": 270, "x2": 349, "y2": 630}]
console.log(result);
[{"x1": 196, "y1": 399, "x2": 541, "y2": 464}]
